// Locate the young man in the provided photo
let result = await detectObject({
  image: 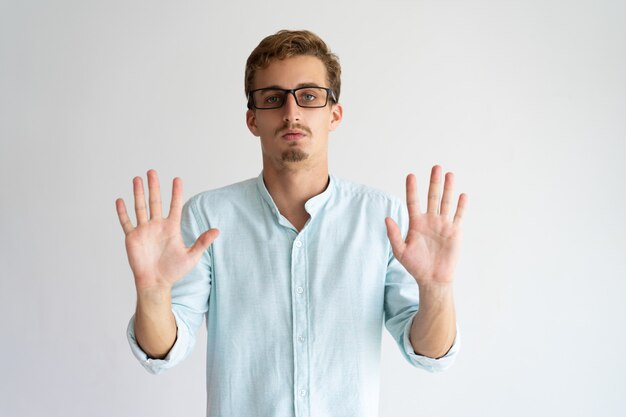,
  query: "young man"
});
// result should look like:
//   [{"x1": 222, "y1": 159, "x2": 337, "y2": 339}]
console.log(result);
[{"x1": 116, "y1": 29, "x2": 467, "y2": 417}]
